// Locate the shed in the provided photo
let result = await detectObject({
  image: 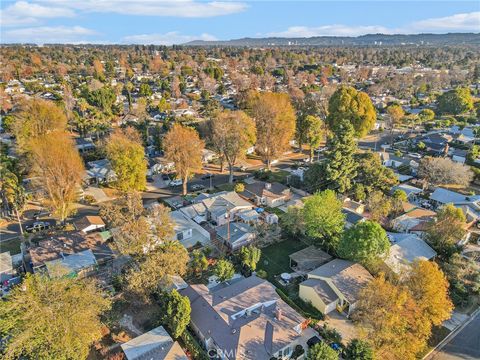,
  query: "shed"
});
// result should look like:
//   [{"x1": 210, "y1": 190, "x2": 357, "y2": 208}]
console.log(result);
[{"x1": 289, "y1": 246, "x2": 333, "y2": 272}]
